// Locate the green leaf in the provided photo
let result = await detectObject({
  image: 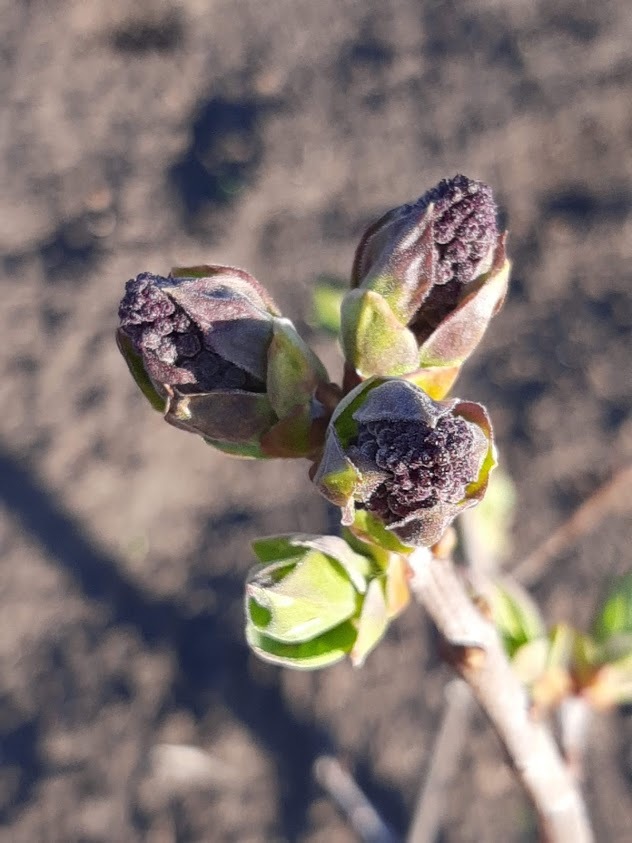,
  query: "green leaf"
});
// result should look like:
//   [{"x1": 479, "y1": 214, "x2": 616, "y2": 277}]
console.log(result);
[
  {"x1": 490, "y1": 580, "x2": 545, "y2": 658},
  {"x1": 266, "y1": 319, "x2": 328, "y2": 419},
  {"x1": 351, "y1": 577, "x2": 389, "y2": 667},
  {"x1": 330, "y1": 377, "x2": 387, "y2": 448},
  {"x1": 246, "y1": 550, "x2": 359, "y2": 644},
  {"x1": 204, "y1": 438, "x2": 270, "y2": 459},
  {"x1": 252, "y1": 536, "x2": 306, "y2": 564},
  {"x1": 456, "y1": 401, "x2": 497, "y2": 504},
  {"x1": 246, "y1": 619, "x2": 357, "y2": 670},
  {"x1": 407, "y1": 366, "x2": 461, "y2": 401},
  {"x1": 340, "y1": 289, "x2": 419, "y2": 378},
  {"x1": 311, "y1": 278, "x2": 346, "y2": 334},
  {"x1": 349, "y1": 509, "x2": 414, "y2": 556},
  {"x1": 252, "y1": 534, "x2": 371, "y2": 594},
  {"x1": 592, "y1": 573, "x2": 632, "y2": 643}
]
